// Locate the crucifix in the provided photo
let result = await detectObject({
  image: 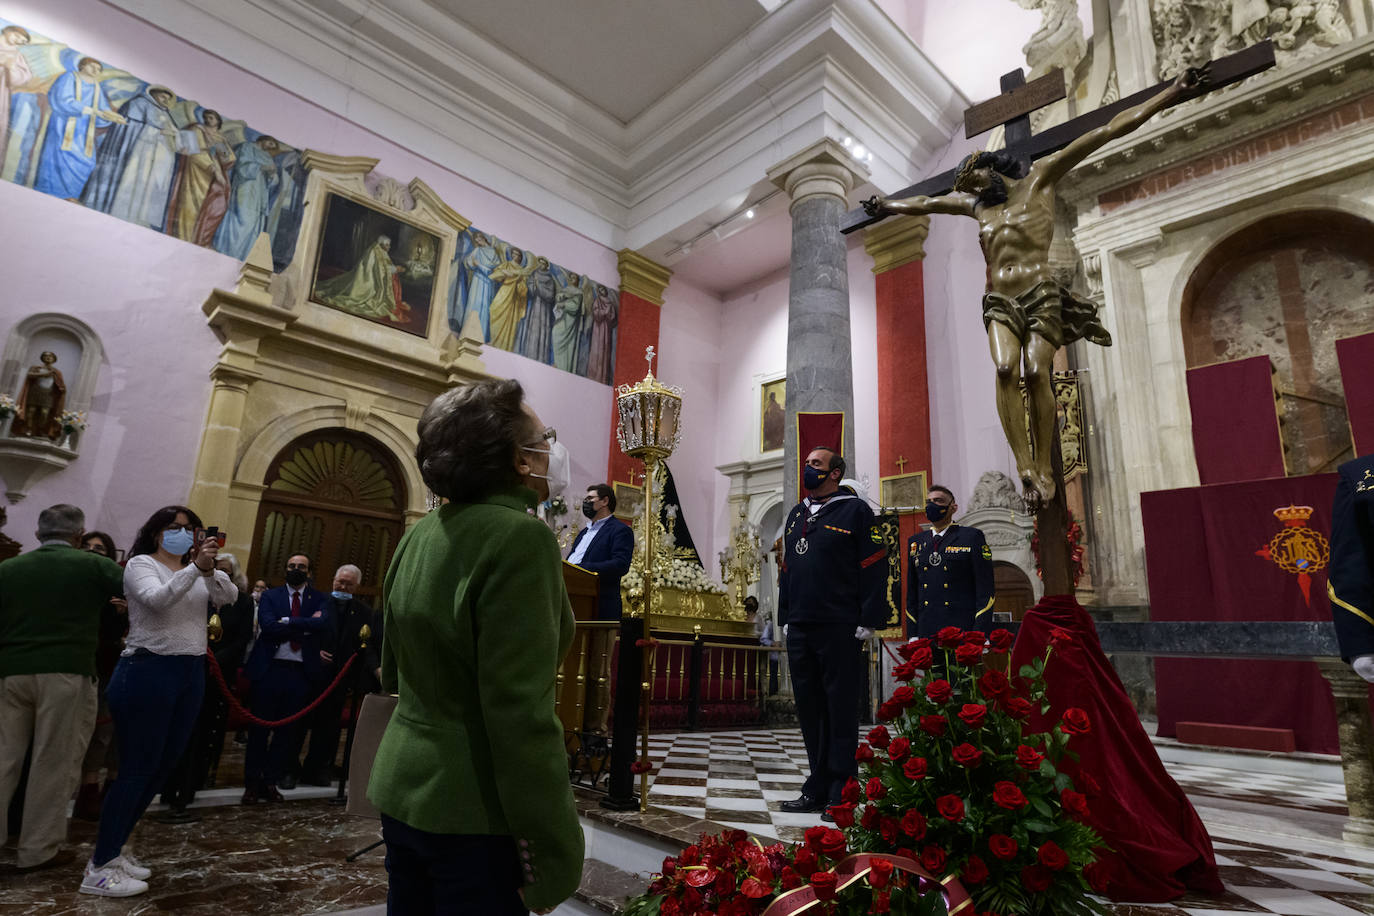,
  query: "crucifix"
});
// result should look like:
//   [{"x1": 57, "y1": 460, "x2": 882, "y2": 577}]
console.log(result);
[
  {"x1": 849, "y1": 42, "x2": 1274, "y2": 593},
  {"x1": 895, "y1": 455, "x2": 909, "y2": 474}
]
